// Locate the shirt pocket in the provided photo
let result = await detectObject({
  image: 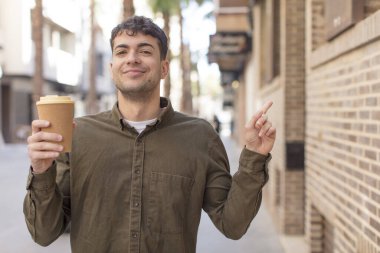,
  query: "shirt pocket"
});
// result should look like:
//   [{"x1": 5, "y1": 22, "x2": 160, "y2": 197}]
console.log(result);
[{"x1": 147, "y1": 172, "x2": 194, "y2": 234}]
